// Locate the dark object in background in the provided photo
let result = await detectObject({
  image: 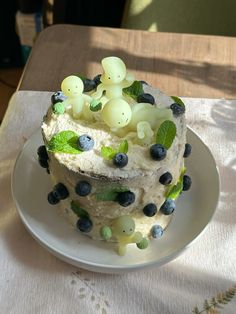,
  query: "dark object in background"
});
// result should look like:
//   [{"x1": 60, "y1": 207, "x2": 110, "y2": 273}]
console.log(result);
[
  {"x1": 16, "y1": 0, "x2": 43, "y2": 64},
  {"x1": 18, "y1": 0, "x2": 42, "y2": 13},
  {"x1": 53, "y1": 0, "x2": 126, "y2": 27},
  {"x1": 0, "y1": 1, "x2": 22, "y2": 67},
  {"x1": 0, "y1": 0, "x2": 126, "y2": 68}
]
